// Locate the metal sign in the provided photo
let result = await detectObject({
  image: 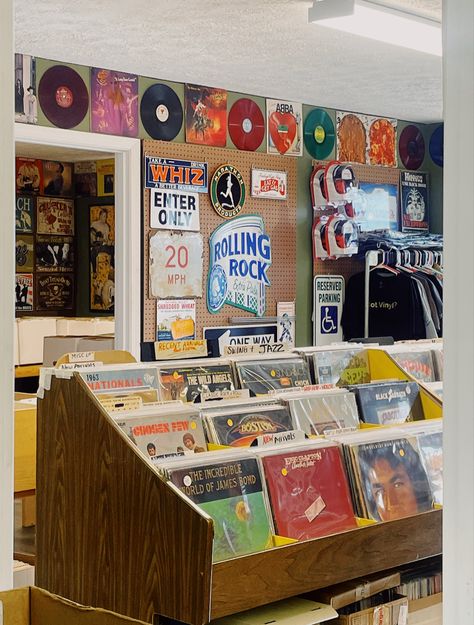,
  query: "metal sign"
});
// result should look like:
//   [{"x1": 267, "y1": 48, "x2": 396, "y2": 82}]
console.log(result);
[
  {"x1": 150, "y1": 188, "x2": 200, "y2": 231},
  {"x1": 313, "y1": 275, "x2": 345, "y2": 345}
]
